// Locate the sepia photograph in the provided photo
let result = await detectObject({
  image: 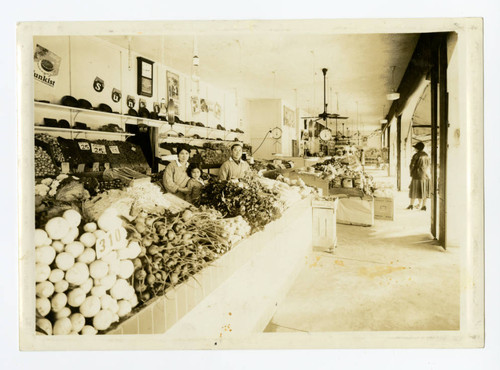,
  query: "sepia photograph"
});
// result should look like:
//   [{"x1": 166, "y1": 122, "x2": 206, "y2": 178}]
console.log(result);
[{"x1": 7, "y1": 1, "x2": 498, "y2": 368}]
